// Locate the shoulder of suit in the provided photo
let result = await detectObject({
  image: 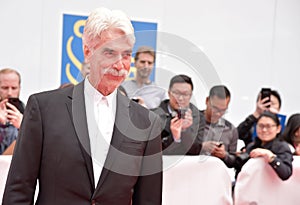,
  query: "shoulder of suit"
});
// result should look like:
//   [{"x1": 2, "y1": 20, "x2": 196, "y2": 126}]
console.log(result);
[{"x1": 29, "y1": 85, "x2": 74, "y2": 102}]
